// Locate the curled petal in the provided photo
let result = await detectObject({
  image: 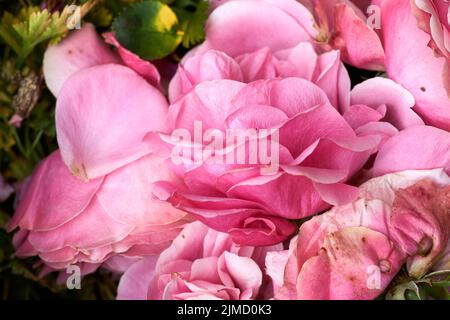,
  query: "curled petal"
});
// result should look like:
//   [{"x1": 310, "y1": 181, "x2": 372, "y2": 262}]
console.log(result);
[
  {"x1": 351, "y1": 77, "x2": 423, "y2": 130},
  {"x1": 43, "y1": 23, "x2": 120, "y2": 96},
  {"x1": 372, "y1": 126, "x2": 450, "y2": 176},
  {"x1": 103, "y1": 32, "x2": 161, "y2": 88},
  {"x1": 7, "y1": 151, "x2": 103, "y2": 232}
]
